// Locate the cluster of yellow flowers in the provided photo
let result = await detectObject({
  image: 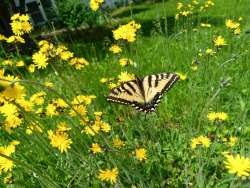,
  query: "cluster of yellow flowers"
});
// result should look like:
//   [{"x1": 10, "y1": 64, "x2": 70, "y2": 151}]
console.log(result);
[
  {"x1": 0, "y1": 13, "x2": 32, "y2": 44},
  {"x1": 175, "y1": 0, "x2": 215, "y2": 20},
  {"x1": 112, "y1": 21, "x2": 141, "y2": 42},
  {"x1": 191, "y1": 135, "x2": 211, "y2": 149},
  {"x1": 30, "y1": 40, "x2": 89, "y2": 72},
  {"x1": 0, "y1": 141, "x2": 20, "y2": 175},
  {"x1": 191, "y1": 135, "x2": 250, "y2": 178},
  {"x1": 10, "y1": 13, "x2": 32, "y2": 36},
  {"x1": 83, "y1": 112, "x2": 111, "y2": 136},
  {"x1": 225, "y1": 18, "x2": 241, "y2": 35},
  {"x1": 207, "y1": 112, "x2": 228, "y2": 122},
  {"x1": 90, "y1": 0, "x2": 104, "y2": 11},
  {"x1": 0, "y1": 70, "x2": 27, "y2": 132}
]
